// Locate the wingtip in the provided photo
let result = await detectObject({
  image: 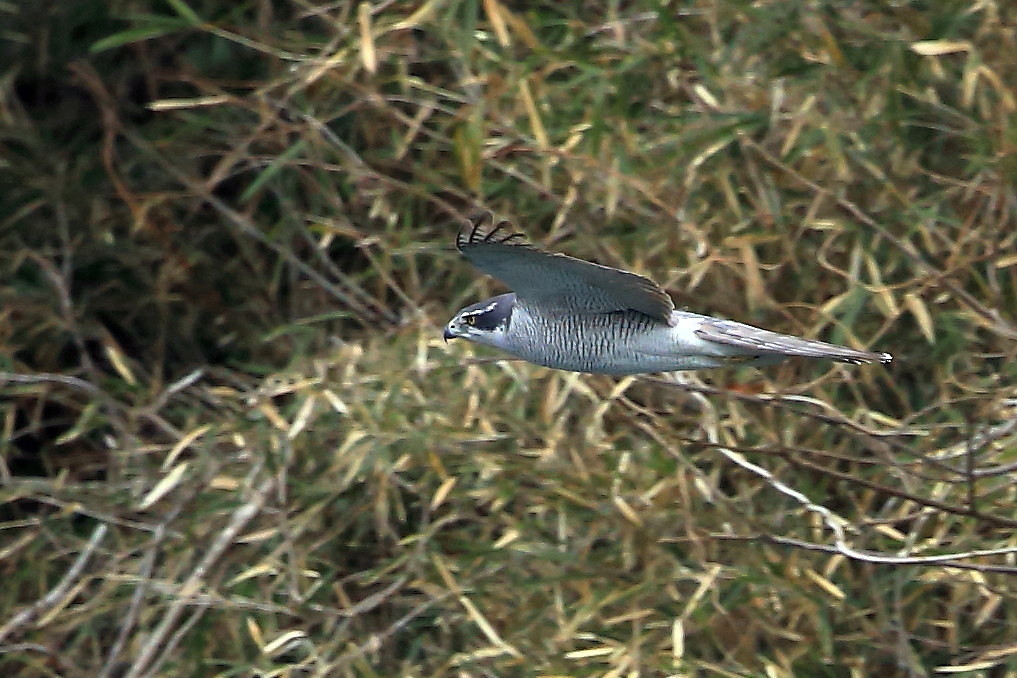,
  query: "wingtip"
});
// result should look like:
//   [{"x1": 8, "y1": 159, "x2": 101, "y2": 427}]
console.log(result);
[
  {"x1": 877, "y1": 352, "x2": 893, "y2": 364},
  {"x1": 456, "y1": 211, "x2": 531, "y2": 251},
  {"x1": 456, "y1": 211, "x2": 493, "y2": 251}
]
